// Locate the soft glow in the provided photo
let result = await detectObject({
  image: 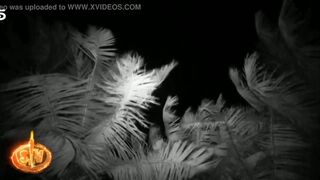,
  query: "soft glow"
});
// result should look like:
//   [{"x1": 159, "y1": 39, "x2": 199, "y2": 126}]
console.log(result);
[{"x1": 10, "y1": 131, "x2": 52, "y2": 174}]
